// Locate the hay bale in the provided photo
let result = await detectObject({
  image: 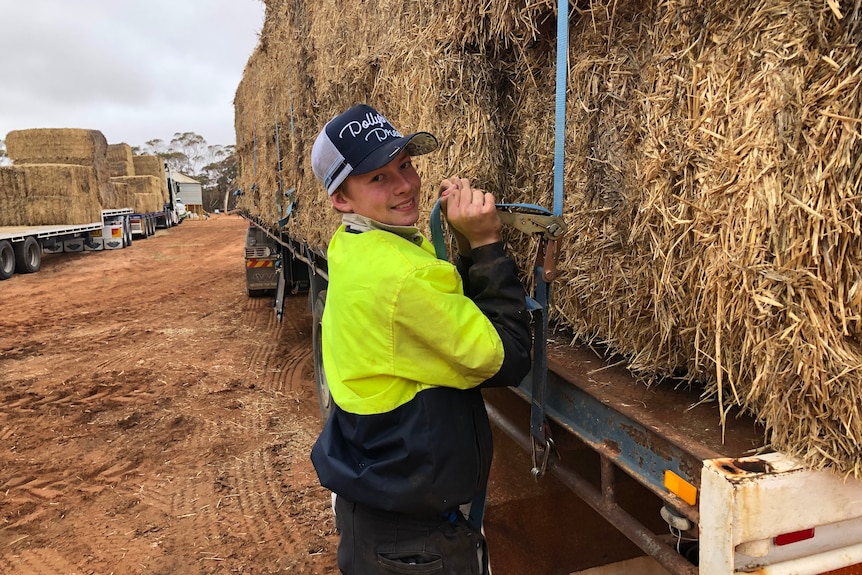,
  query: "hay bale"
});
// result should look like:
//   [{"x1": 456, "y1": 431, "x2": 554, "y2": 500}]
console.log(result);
[
  {"x1": 132, "y1": 155, "x2": 163, "y2": 178},
  {"x1": 234, "y1": 0, "x2": 511, "y2": 251},
  {"x1": 107, "y1": 143, "x2": 135, "y2": 177},
  {"x1": 0, "y1": 164, "x2": 103, "y2": 226},
  {"x1": 132, "y1": 155, "x2": 169, "y2": 202},
  {"x1": 235, "y1": 0, "x2": 862, "y2": 476},
  {"x1": 111, "y1": 175, "x2": 165, "y2": 213},
  {"x1": 0, "y1": 196, "x2": 103, "y2": 227},
  {"x1": 5, "y1": 128, "x2": 111, "y2": 184},
  {"x1": 133, "y1": 192, "x2": 163, "y2": 214},
  {"x1": 4, "y1": 128, "x2": 117, "y2": 208},
  {"x1": 0, "y1": 164, "x2": 99, "y2": 200},
  {"x1": 107, "y1": 181, "x2": 137, "y2": 210}
]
